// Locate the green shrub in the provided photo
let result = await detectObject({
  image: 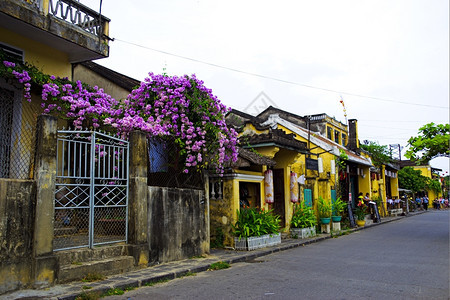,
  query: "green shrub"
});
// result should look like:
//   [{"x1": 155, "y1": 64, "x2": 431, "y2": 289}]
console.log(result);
[
  {"x1": 291, "y1": 201, "x2": 317, "y2": 228},
  {"x1": 232, "y1": 207, "x2": 280, "y2": 238},
  {"x1": 332, "y1": 197, "x2": 347, "y2": 216},
  {"x1": 317, "y1": 197, "x2": 332, "y2": 218}
]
